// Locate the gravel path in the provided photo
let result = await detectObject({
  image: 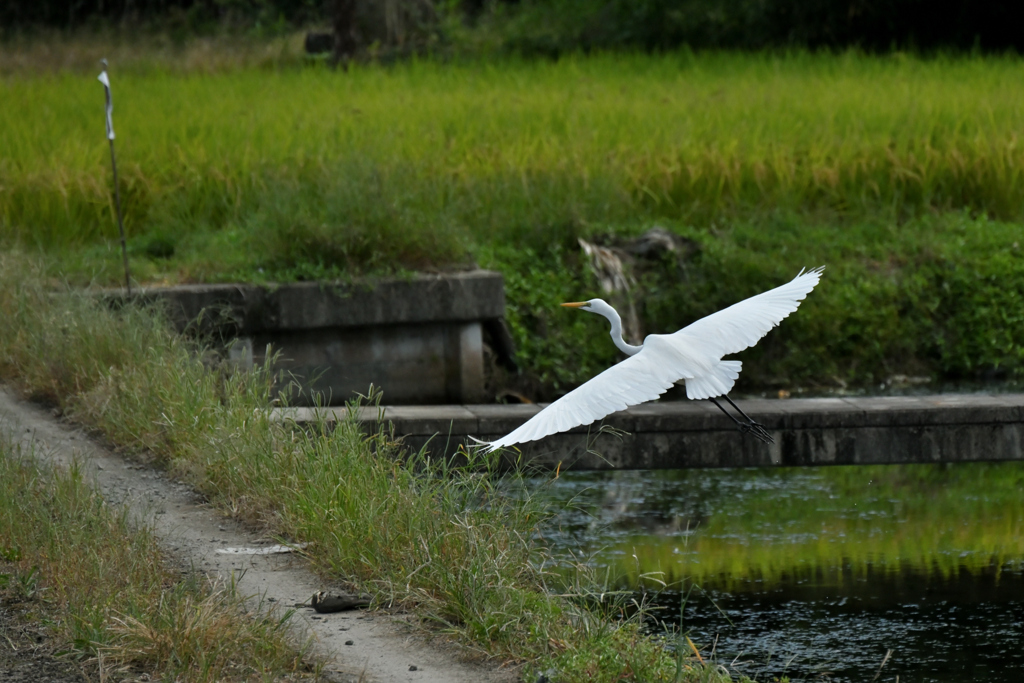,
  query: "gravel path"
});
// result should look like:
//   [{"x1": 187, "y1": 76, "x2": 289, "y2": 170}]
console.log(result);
[{"x1": 0, "y1": 388, "x2": 519, "y2": 683}]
